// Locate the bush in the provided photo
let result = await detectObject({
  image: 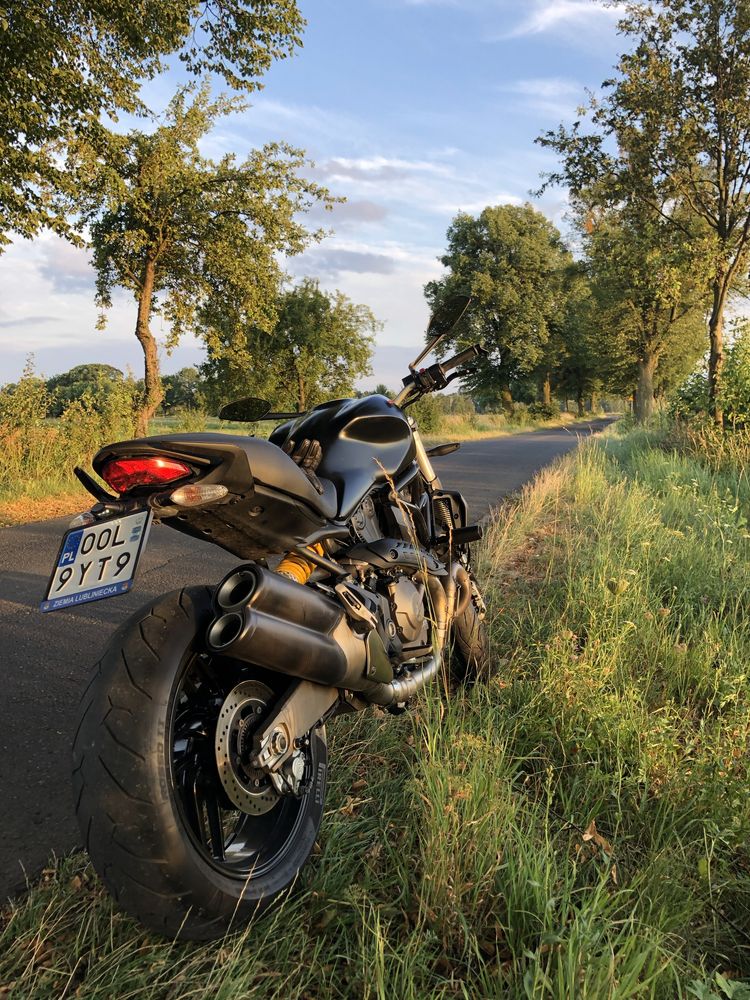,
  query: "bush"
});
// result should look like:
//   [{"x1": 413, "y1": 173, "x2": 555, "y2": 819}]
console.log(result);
[
  {"x1": 527, "y1": 401, "x2": 559, "y2": 421},
  {"x1": 507, "y1": 401, "x2": 530, "y2": 425},
  {"x1": 672, "y1": 365, "x2": 710, "y2": 420},
  {"x1": 173, "y1": 408, "x2": 208, "y2": 432},
  {"x1": 0, "y1": 360, "x2": 139, "y2": 497},
  {"x1": 0, "y1": 360, "x2": 50, "y2": 432},
  {"x1": 719, "y1": 322, "x2": 750, "y2": 427},
  {"x1": 673, "y1": 321, "x2": 750, "y2": 426},
  {"x1": 410, "y1": 394, "x2": 440, "y2": 434}
]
